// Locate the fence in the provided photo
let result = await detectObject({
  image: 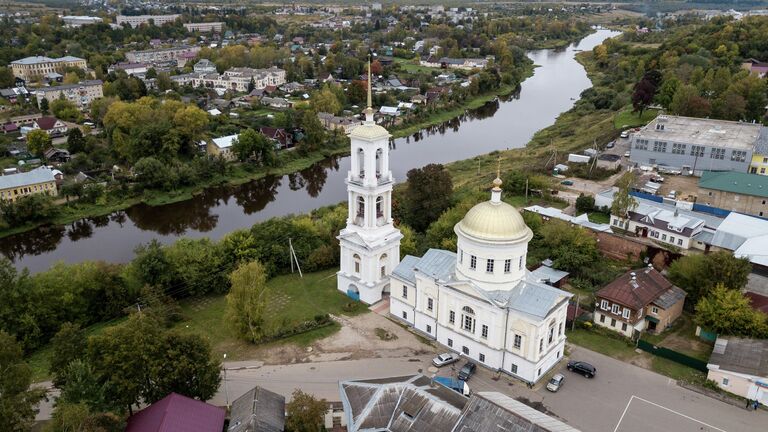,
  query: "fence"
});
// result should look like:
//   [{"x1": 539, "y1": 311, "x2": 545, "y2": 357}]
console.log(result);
[
  {"x1": 636, "y1": 339, "x2": 709, "y2": 372},
  {"x1": 691, "y1": 203, "x2": 731, "y2": 218},
  {"x1": 629, "y1": 190, "x2": 663, "y2": 203}
]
